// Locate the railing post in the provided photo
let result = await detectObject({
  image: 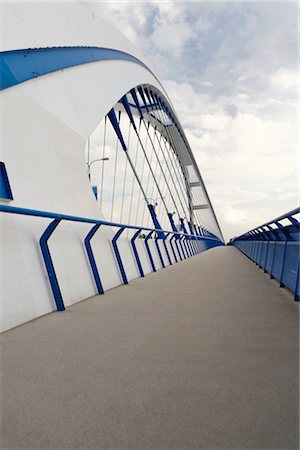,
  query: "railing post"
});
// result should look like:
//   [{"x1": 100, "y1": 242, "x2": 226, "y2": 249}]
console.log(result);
[
  {"x1": 84, "y1": 224, "x2": 104, "y2": 294},
  {"x1": 163, "y1": 232, "x2": 172, "y2": 265},
  {"x1": 155, "y1": 235, "x2": 165, "y2": 268},
  {"x1": 169, "y1": 234, "x2": 178, "y2": 263},
  {"x1": 179, "y1": 236, "x2": 187, "y2": 259},
  {"x1": 183, "y1": 236, "x2": 190, "y2": 258},
  {"x1": 40, "y1": 218, "x2": 65, "y2": 311},
  {"x1": 112, "y1": 227, "x2": 128, "y2": 284},
  {"x1": 175, "y1": 235, "x2": 183, "y2": 261},
  {"x1": 131, "y1": 229, "x2": 144, "y2": 277},
  {"x1": 145, "y1": 231, "x2": 156, "y2": 272},
  {"x1": 294, "y1": 265, "x2": 300, "y2": 302}
]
